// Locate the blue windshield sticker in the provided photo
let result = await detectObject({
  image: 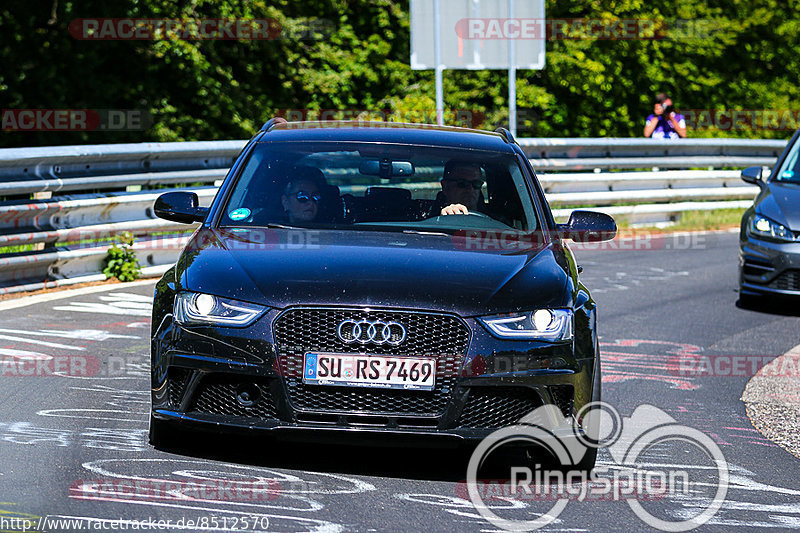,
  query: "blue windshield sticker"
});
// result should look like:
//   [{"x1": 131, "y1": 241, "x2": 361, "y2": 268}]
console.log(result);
[
  {"x1": 782, "y1": 170, "x2": 794, "y2": 179},
  {"x1": 229, "y1": 207, "x2": 251, "y2": 221}
]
